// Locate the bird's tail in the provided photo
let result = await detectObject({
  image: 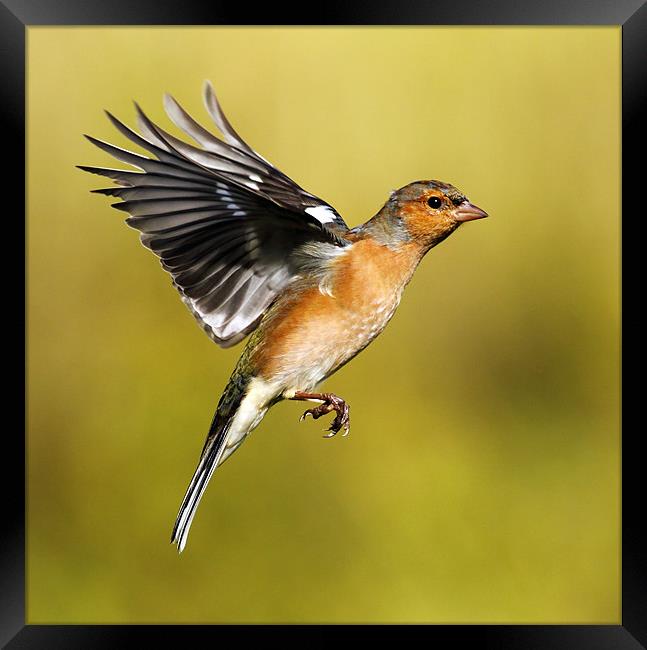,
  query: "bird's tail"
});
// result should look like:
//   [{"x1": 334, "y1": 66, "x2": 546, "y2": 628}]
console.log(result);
[{"x1": 171, "y1": 376, "x2": 250, "y2": 553}]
